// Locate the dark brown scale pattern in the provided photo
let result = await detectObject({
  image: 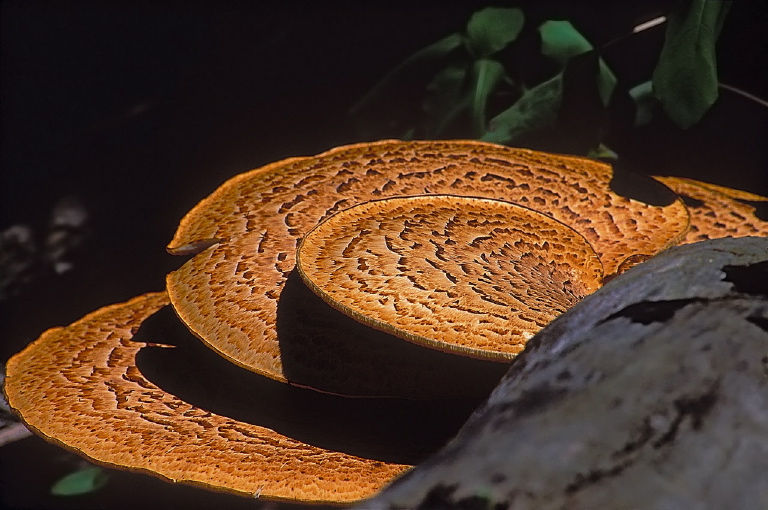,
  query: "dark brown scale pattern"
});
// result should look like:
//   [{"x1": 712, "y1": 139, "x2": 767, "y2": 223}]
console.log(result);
[
  {"x1": 6, "y1": 144, "x2": 767, "y2": 505},
  {"x1": 3, "y1": 293, "x2": 408, "y2": 502},
  {"x1": 166, "y1": 140, "x2": 689, "y2": 387},
  {"x1": 654, "y1": 176, "x2": 768, "y2": 243}
]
